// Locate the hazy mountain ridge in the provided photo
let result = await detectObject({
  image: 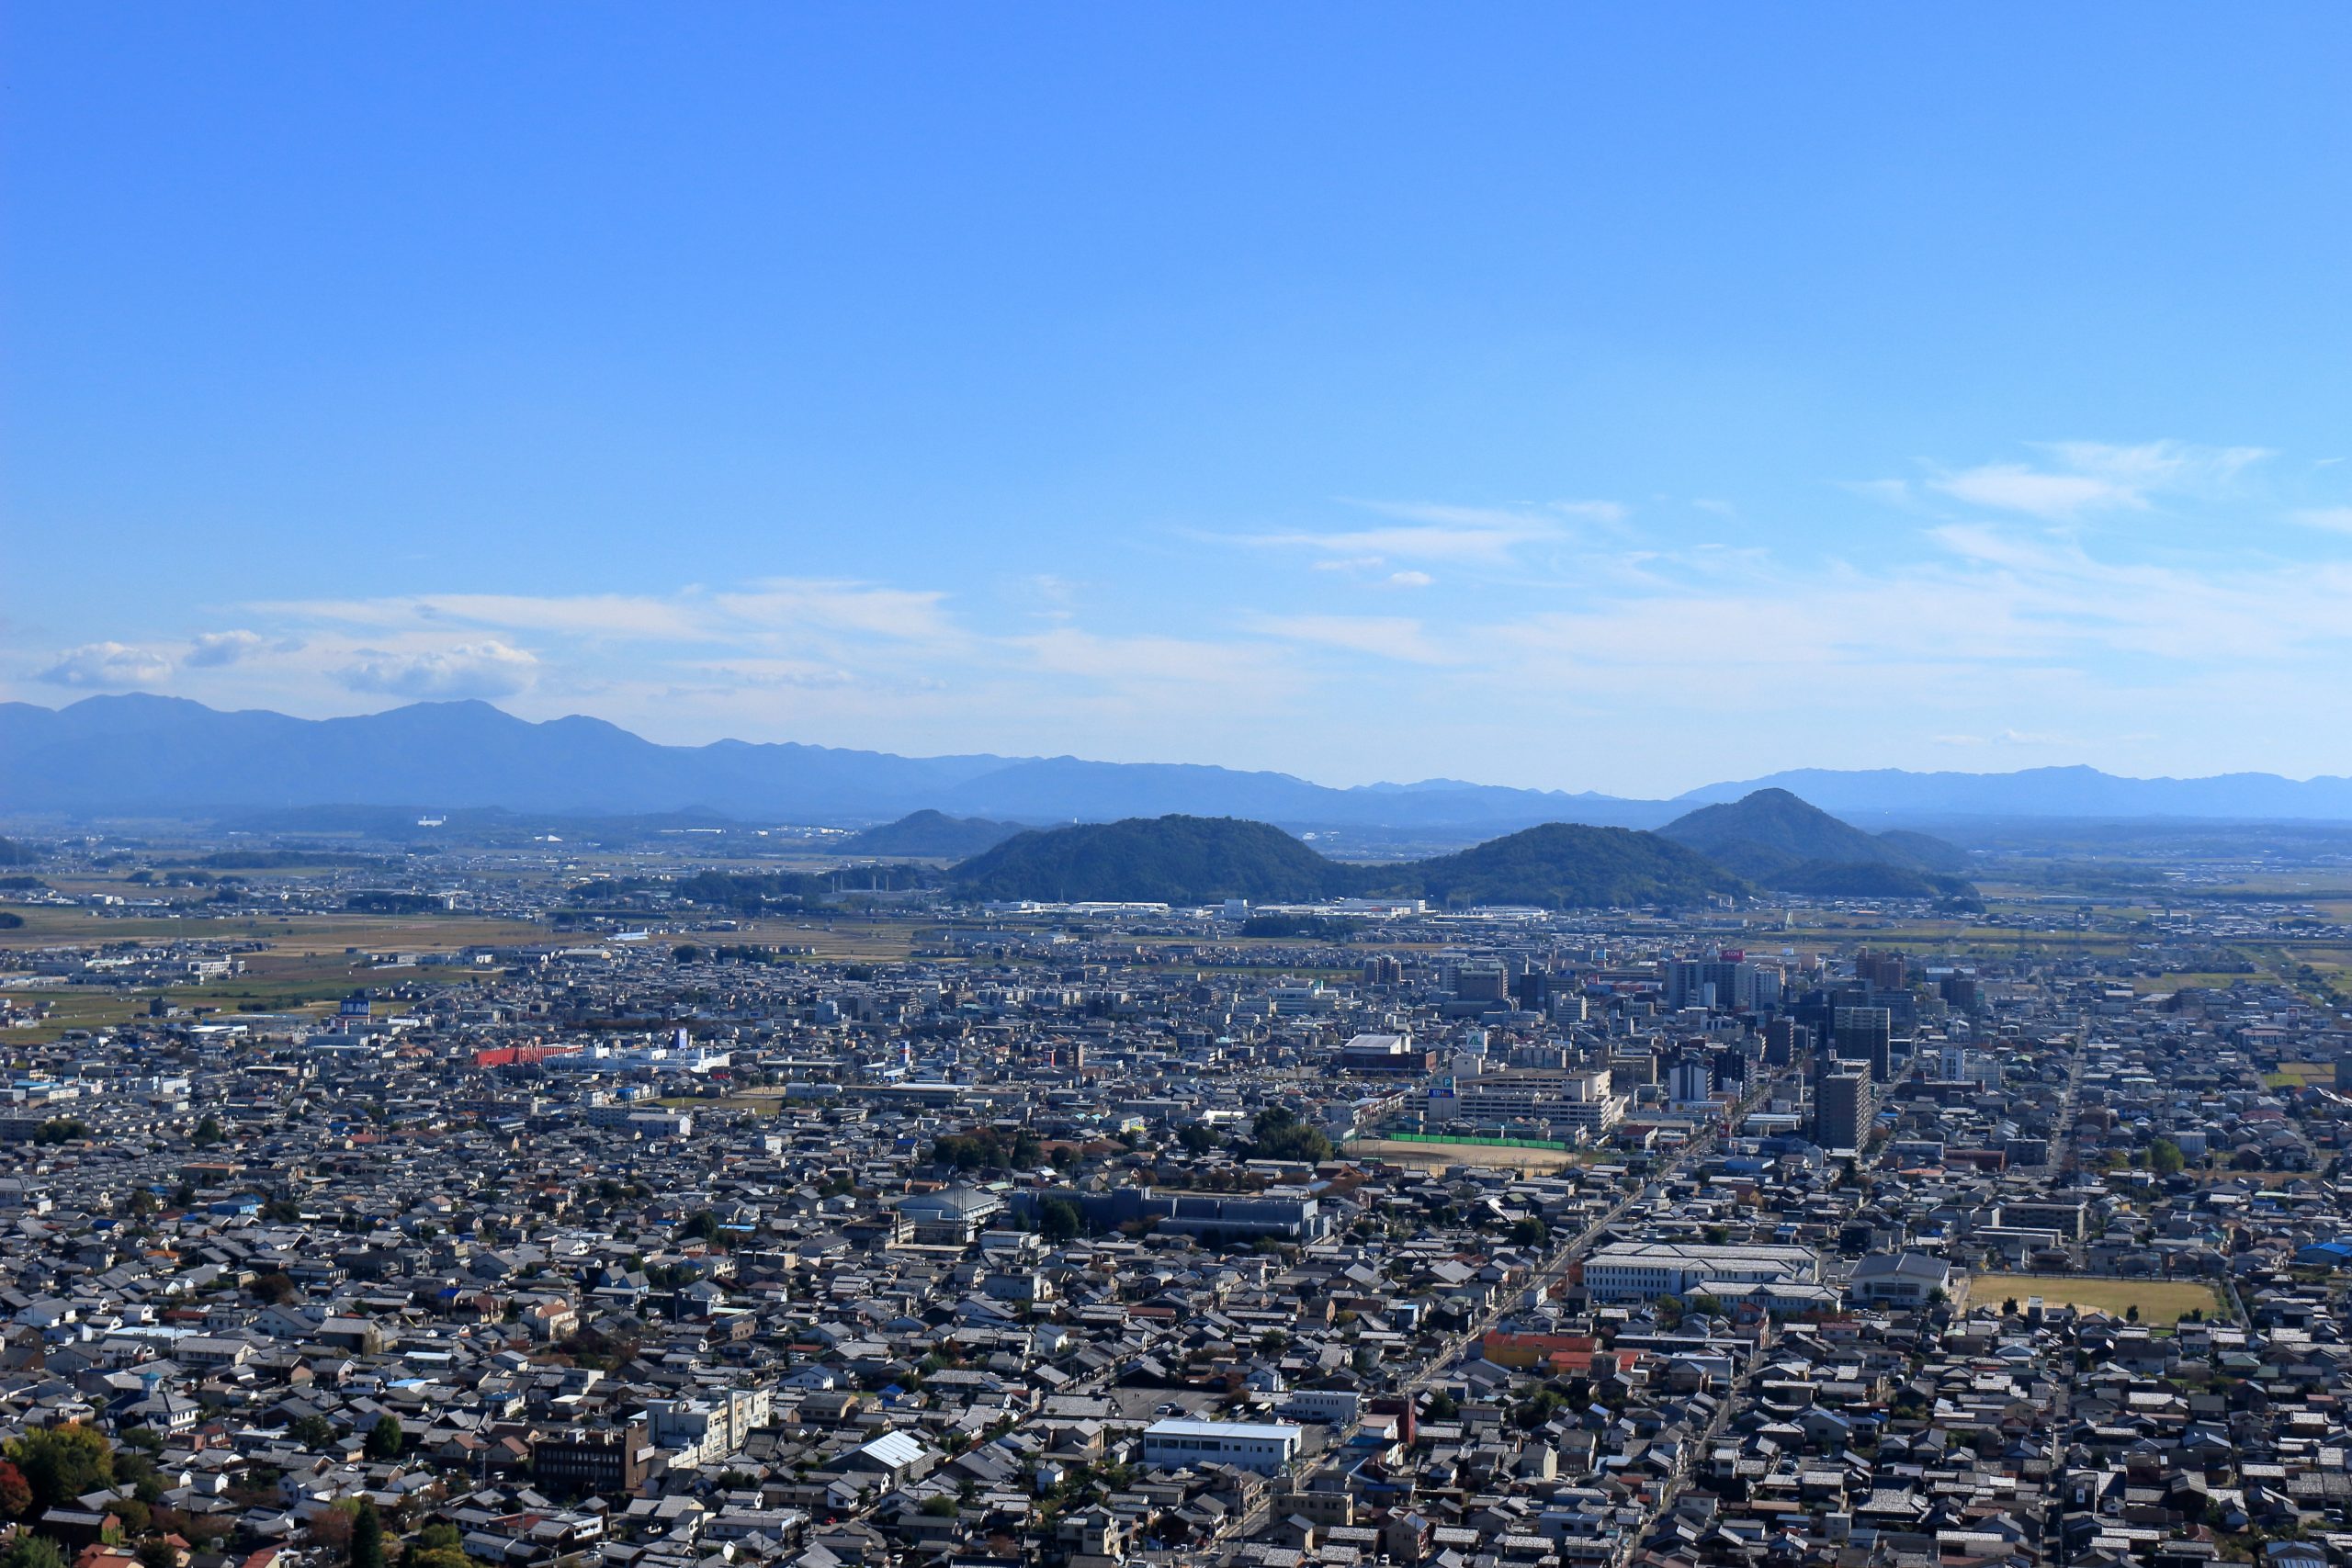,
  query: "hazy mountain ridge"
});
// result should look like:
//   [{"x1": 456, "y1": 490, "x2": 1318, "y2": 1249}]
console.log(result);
[
  {"x1": 1679, "y1": 763, "x2": 2352, "y2": 819},
  {"x1": 0, "y1": 695, "x2": 1664, "y2": 829},
  {"x1": 2, "y1": 694, "x2": 2345, "y2": 828}
]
